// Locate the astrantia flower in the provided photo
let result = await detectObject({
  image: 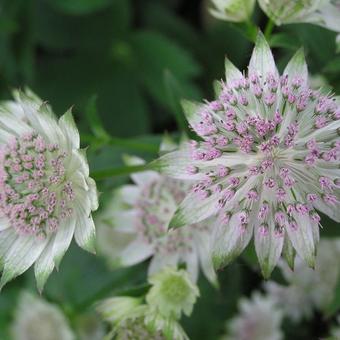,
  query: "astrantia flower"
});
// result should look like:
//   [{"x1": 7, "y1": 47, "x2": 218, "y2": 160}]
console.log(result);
[
  {"x1": 96, "y1": 152, "x2": 217, "y2": 284},
  {"x1": 210, "y1": 0, "x2": 255, "y2": 23},
  {"x1": 265, "y1": 239, "x2": 340, "y2": 321},
  {"x1": 0, "y1": 89, "x2": 98, "y2": 291},
  {"x1": 258, "y1": 0, "x2": 340, "y2": 32},
  {"x1": 222, "y1": 292, "x2": 283, "y2": 340},
  {"x1": 12, "y1": 292, "x2": 74, "y2": 340},
  {"x1": 152, "y1": 32, "x2": 340, "y2": 277},
  {"x1": 146, "y1": 267, "x2": 199, "y2": 319},
  {"x1": 97, "y1": 295, "x2": 189, "y2": 340}
]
